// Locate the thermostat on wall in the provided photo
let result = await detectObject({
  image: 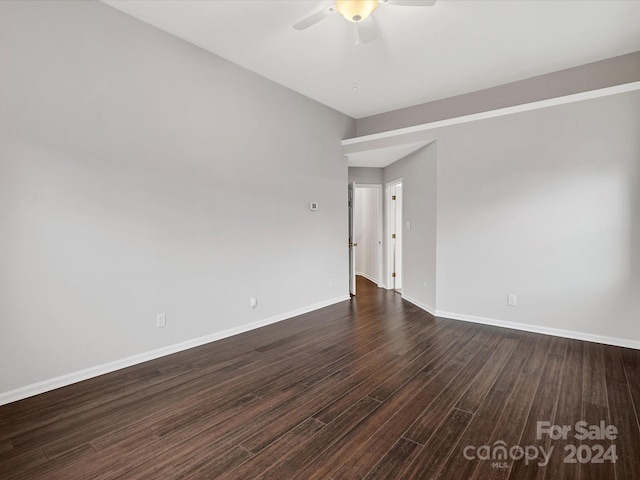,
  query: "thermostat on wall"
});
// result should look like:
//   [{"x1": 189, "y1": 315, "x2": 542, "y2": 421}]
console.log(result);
[{"x1": 309, "y1": 202, "x2": 319, "y2": 211}]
